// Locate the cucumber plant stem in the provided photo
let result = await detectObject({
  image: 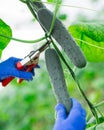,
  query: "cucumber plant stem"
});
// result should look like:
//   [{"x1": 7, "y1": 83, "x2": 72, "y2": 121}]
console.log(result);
[
  {"x1": 26, "y1": 0, "x2": 47, "y2": 33},
  {"x1": 37, "y1": 1, "x2": 96, "y2": 11},
  {"x1": 0, "y1": 34, "x2": 46, "y2": 43},
  {"x1": 96, "y1": 108, "x2": 104, "y2": 117},
  {"x1": 49, "y1": 0, "x2": 60, "y2": 35},
  {"x1": 26, "y1": 0, "x2": 38, "y2": 19},
  {"x1": 94, "y1": 100, "x2": 104, "y2": 108},
  {"x1": 20, "y1": 0, "x2": 96, "y2": 11}
]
